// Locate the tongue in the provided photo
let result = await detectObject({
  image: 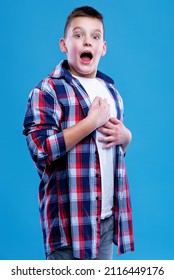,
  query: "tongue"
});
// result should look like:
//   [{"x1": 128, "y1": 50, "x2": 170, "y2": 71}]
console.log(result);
[{"x1": 81, "y1": 56, "x2": 91, "y2": 63}]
